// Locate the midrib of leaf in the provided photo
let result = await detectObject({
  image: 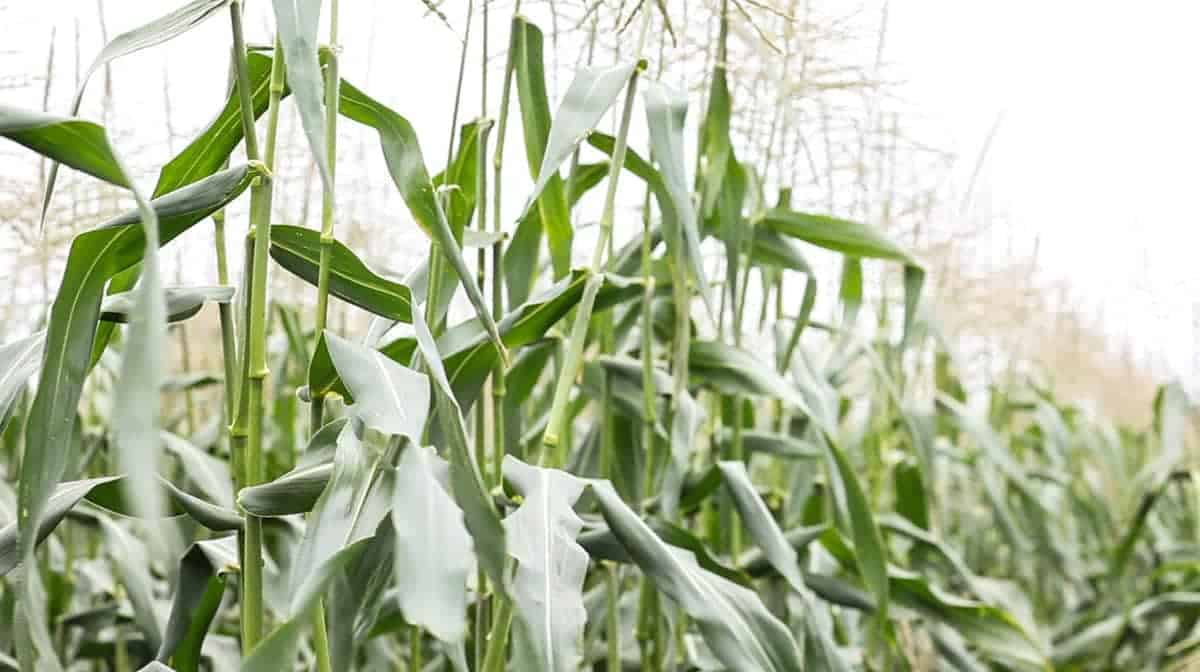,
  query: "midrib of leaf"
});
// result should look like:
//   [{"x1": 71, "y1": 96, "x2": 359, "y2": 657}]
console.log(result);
[
  {"x1": 539, "y1": 470, "x2": 554, "y2": 670},
  {"x1": 371, "y1": 351, "x2": 409, "y2": 432}
]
